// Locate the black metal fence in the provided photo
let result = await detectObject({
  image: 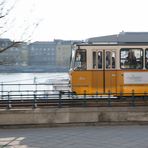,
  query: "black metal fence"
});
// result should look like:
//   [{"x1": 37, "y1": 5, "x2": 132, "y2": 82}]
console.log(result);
[{"x1": 0, "y1": 83, "x2": 148, "y2": 109}]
